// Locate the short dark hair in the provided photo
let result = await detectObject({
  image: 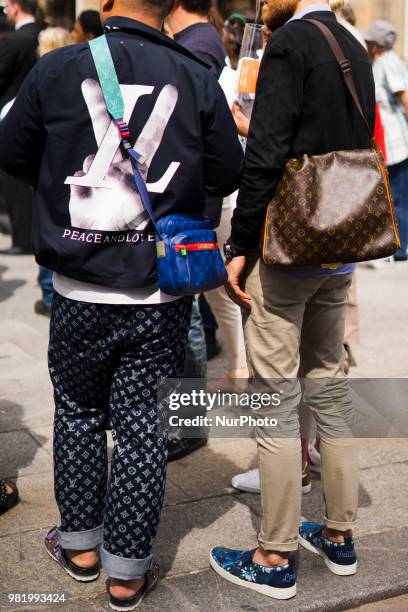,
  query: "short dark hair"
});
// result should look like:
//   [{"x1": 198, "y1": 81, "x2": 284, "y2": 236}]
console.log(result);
[
  {"x1": 120, "y1": 0, "x2": 175, "y2": 21},
  {"x1": 179, "y1": 0, "x2": 211, "y2": 16},
  {"x1": 9, "y1": 0, "x2": 37, "y2": 16},
  {"x1": 78, "y1": 10, "x2": 103, "y2": 38}
]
